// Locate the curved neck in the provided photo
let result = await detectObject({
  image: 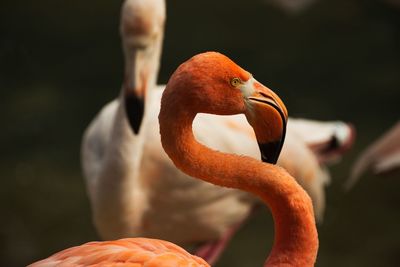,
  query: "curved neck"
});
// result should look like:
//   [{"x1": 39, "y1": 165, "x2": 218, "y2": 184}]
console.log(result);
[{"x1": 159, "y1": 108, "x2": 318, "y2": 266}]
